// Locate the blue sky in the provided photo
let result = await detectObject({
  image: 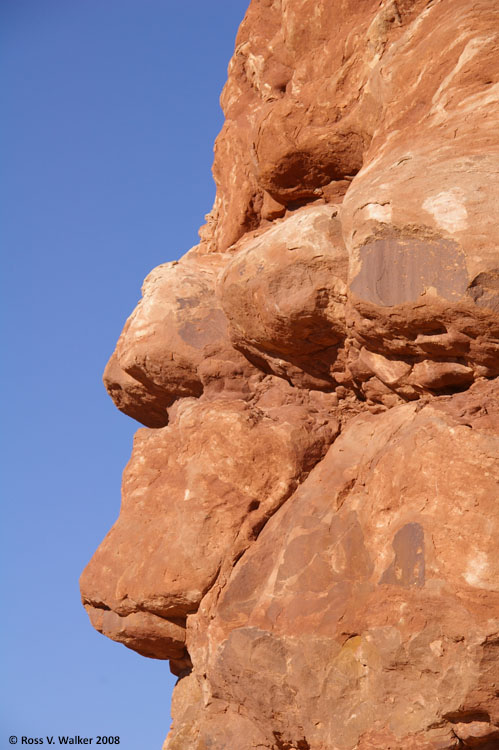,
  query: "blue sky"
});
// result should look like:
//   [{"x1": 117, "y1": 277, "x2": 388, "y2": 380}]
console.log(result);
[{"x1": 1, "y1": 1, "x2": 249, "y2": 746}]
